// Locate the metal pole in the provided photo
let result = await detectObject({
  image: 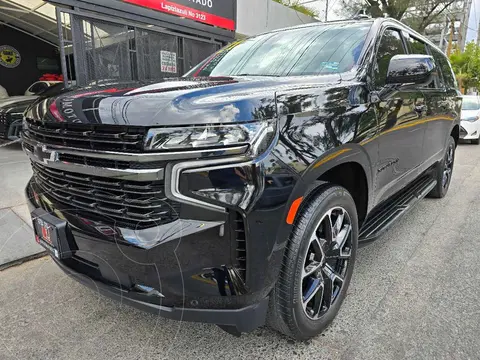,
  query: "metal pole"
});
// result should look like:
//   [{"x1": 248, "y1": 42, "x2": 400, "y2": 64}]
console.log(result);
[
  {"x1": 56, "y1": 7, "x2": 68, "y2": 88},
  {"x1": 447, "y1": 17, "x2": 454, "y2": 56},
  {"x1": 325, "y1": 0, "x2": 329, "y2": 22}
]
